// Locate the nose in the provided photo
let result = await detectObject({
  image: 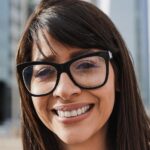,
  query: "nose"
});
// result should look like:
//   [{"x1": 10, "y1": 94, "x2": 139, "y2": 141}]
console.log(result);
[{"x1": 53, "y1": 73, "x2": 81, "y2": 101}]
